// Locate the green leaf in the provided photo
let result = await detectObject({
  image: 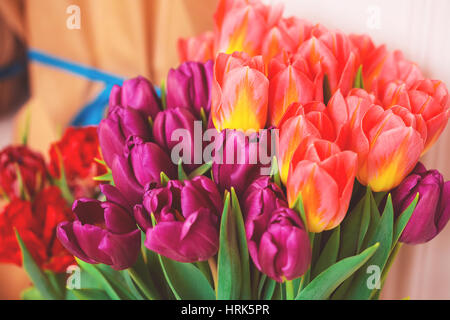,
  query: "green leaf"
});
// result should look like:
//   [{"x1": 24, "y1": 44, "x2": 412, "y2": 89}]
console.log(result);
[
  {"x1": 177, "y1": 159, "x2": 188, "y2": 182},
  {"x1": 393, "y1": 193, "x2": 419, "y2": 247},
  {"x1": 121, "y1": 271, "x2": 145, "y2": 300},
  {"x1": 291, "y1": 194, "x2": 307, "y2": 232},
  {"x1": 260, "y1": 277, "x2": 278, "y2": 300},
  {"x1": 231, "y1": 187, "x2": 251, "y2": 299},
  {"x1": 345, "y1": 195, "x2": 394, "y2": 300},
  {"x1": 158, "y1": 255, "x2": 215, "y2": 300},
  {"x1": 353, "y1": 65, "x2": 365, "y2": 89},
  {"x1": 21, "y1": 286, "x2": 44, "y2": 300},
  {"x1": 339, "y1": 187, "x2": 371, "y2": 259},
  {"x1": 76, "y1": 259, "x2": 129, "y2": 300},
  {"x1": 160, "y1": 171, "x2": 170, "y2": 186},
  {"x1": 127, "y1": 251, "x2": 161, "y2": 300},
  {"x1": 217, "y1": 192, "x2": 242, "y2": 299},
  {"x1": 72, "y1": 289, "x2": 112, "y2": 300},
  {"x1": 269, "y1": 156, "x2": 281, "y2": 188},
  {"x1": 312, "y1": 226, "x2": 340, "y2": 279},
  {"x1": 15, "y1": 230, "x2": 61, "y2": 300},
  {"x1": 188, "y1": 162, "x2": 212, "y2": 179},
  {"x1": 296, "y1": 243, "x2": 379, "y2": 300},
  {"x1": 93, "y1": 170, "x2": 114, "y2": 183},
  {"x1": 323, "y1": 74, "x2": 332, "y2": 105},
  {"x1": 21, "y1": 106, "x2": 31, "y2": 146},
  {"x1": 160, "y1": 80, "x2": 167, "y2": 110},
  {"x1": 143, "y1": 247, "x2": 174, "y2": 300},
  {"x1": 52, "y1": 147, "x2": 74, "y2": 204}
]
